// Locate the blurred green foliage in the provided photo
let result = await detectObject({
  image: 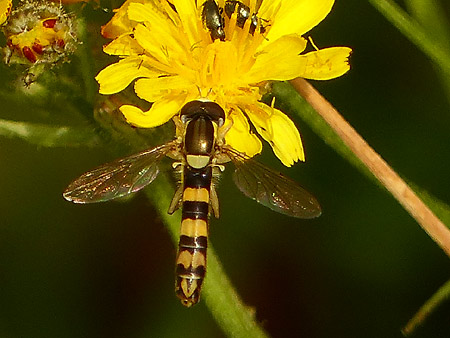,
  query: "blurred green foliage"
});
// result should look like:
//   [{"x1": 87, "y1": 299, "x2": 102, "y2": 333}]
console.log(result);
[{"x1": 0, "y1": 0, "x2": 450, "y2": 337}]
